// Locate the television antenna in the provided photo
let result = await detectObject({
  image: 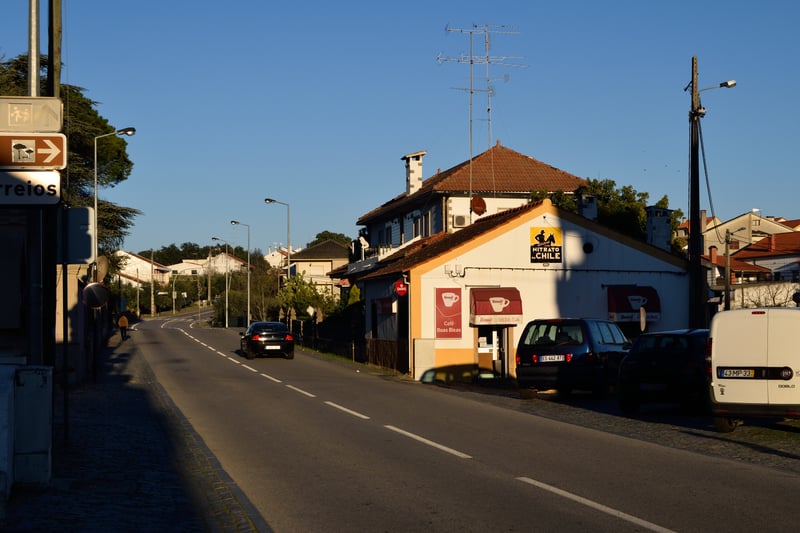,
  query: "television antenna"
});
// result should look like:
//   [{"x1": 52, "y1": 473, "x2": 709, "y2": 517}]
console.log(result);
[{"x1": 437, "y1": 23, "x2": 526, "y2": 218}]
